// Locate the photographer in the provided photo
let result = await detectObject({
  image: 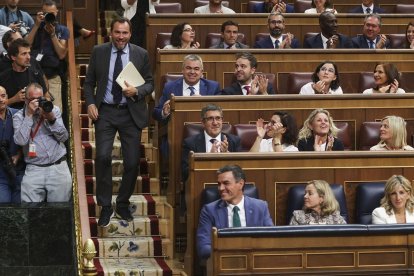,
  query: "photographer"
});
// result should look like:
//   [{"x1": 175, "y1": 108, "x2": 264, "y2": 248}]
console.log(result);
[
  {"x1": 0, "y1": 38, "x2": 47, "y2": 109},
  {"x1": 13, "y1": 82, "x2": 71, "y2": 202},
  {"x1": 0, "y1": 85, "x2": 22, "y2": 203},
  {"x1": 0, "y1": 0, "x2": 33, "y2": 37},
  {"x1": 25, "y1": 0, "x2": 68, "y2": 112}
]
